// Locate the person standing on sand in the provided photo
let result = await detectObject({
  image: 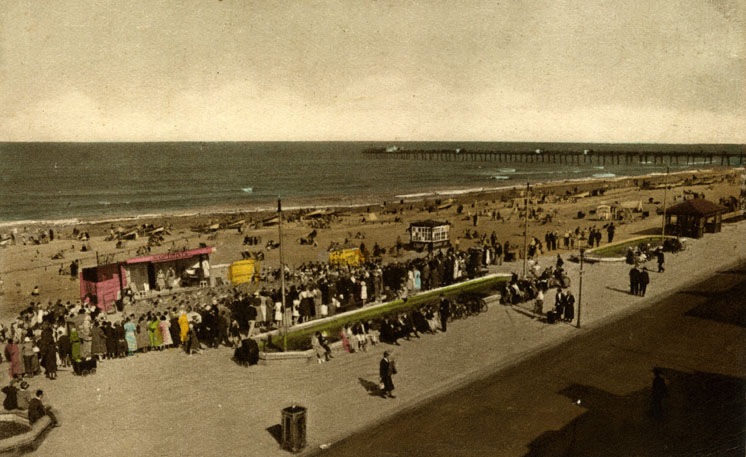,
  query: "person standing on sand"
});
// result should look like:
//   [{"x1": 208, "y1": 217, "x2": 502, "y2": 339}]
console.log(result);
[
  {"x1": 379, "y1": 351, "x2": 397, "y2": 398},
  {"x1": 607, "y1": 223, "x2": 615, "y2": 243}
]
